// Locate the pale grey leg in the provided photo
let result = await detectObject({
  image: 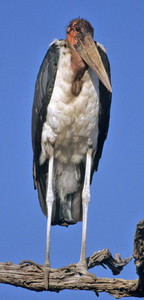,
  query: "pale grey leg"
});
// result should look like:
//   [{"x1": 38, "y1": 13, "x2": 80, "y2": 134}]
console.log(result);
[
  {"x1": 44, "y1": 144, "x2": 54, "y2": 267},
  {"x1": 77, "y1": 139, "x2": 92, "y2": 275},
  {"x1": 20, "y1": 144, "x2": 55, "y2": 289}
]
